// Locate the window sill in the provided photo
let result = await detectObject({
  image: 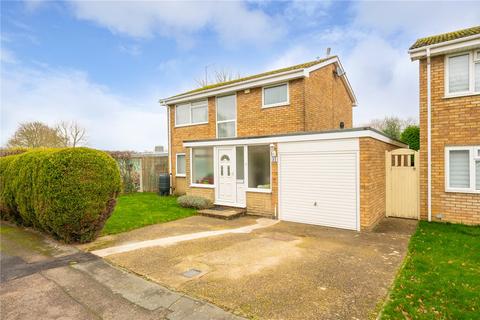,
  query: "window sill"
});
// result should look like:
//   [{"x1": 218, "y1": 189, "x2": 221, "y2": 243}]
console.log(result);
[
  {"x1": 190, "y1": 184, "x2": 215, "y2": 189},
  {"x1": 246, "y1": 188, "x2": 272, "y2": 194},
  {"x1": 443, "y1": 92, "x2": 480, "y2": 99},
  {"x1": 176, "y1": 174, "x2": 186, "y2": 178},
  {"x1": 445, "y1": 188, "x2": 480, "y2": 194},
  {"x1": 175, "y1": 121, "x2": 208, "y2": 128},
  {"x1": 261, "y1": 103, "x2": 290, "y2": 109}
]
